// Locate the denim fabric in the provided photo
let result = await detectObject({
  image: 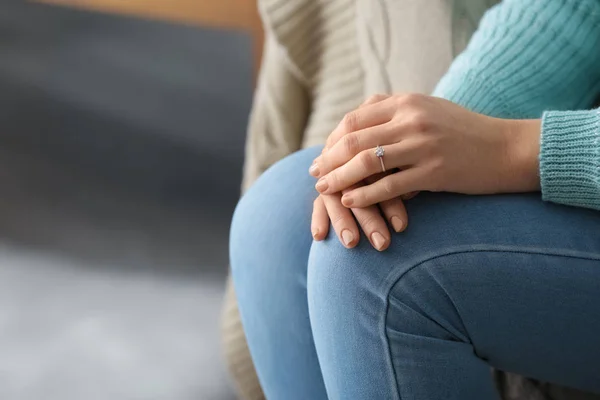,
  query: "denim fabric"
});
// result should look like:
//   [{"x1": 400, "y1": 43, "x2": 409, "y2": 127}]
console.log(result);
[{"x1": 230, "y1": 147, "x2": 600, "y2": 400}]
